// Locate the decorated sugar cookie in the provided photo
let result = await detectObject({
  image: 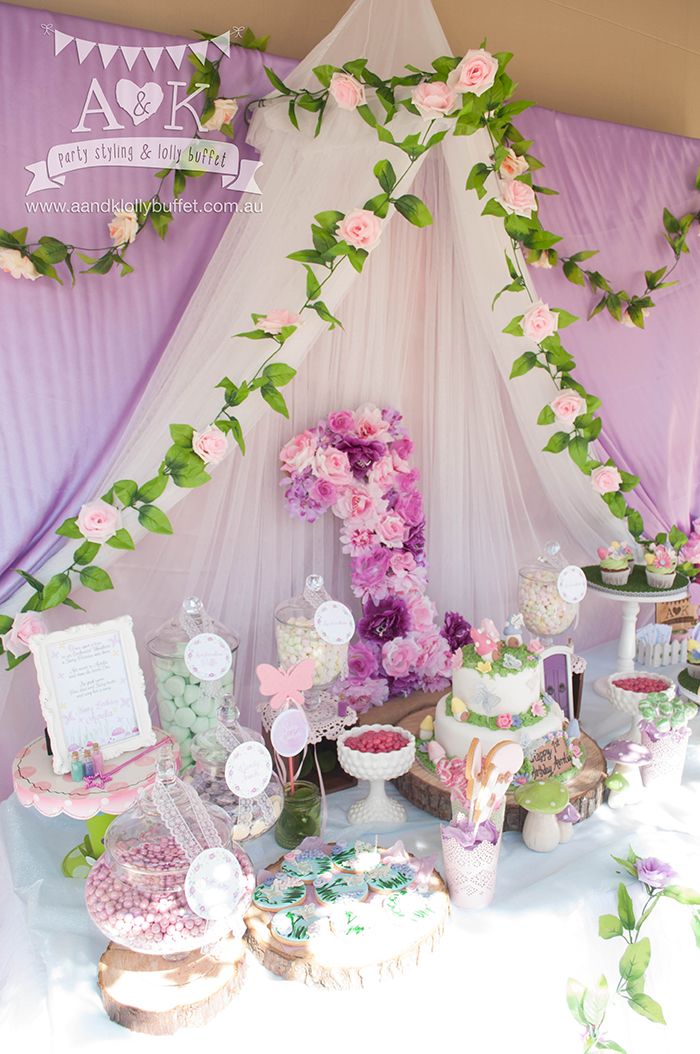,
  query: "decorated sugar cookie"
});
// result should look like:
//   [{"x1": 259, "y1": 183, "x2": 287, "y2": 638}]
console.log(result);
[
  {"x1": 253, "y1": 875, "x2": 307, "y2": 912},
  {"x1": 270, "y1": 905, "x2": 322, "y2": 947},
  {"x1": 382, "y1": 889, "x2": 436, "y2": 923},
  {"x1": 313, "y1": 871, "x2": 368, "y2": 905},
  {"x1": 367, "y1": 863, "x2": 415, "y2": 893},
  {"x1": 334, "y1": 840, "x2": 382, "y2": 874},
  {"x1": 281, "y1": 848, "x2": 332, "y2": 882}
]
